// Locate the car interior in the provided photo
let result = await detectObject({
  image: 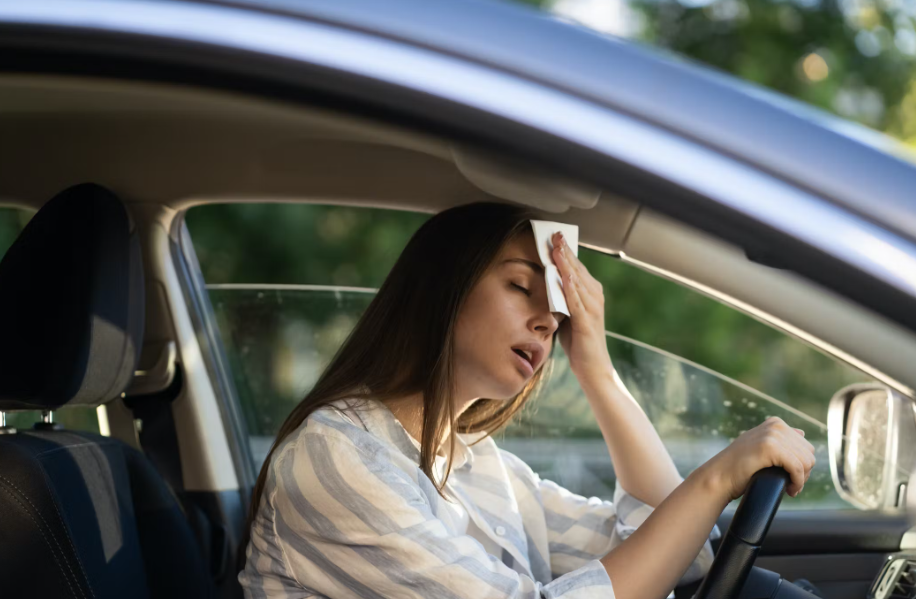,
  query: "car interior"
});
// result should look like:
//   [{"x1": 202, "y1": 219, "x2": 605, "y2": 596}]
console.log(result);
[{"x1": 1, "y1": 74, "x2": 915, "y2": 598}]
